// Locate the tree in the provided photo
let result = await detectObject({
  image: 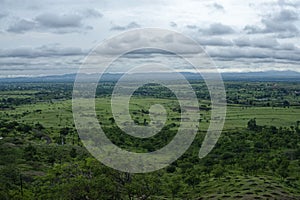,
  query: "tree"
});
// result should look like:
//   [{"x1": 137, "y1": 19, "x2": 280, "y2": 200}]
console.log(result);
[
  {"x1": 60, "y1": 127, "x2": 70, "y2": 136},
  {"x1": 247, "y1": 118, "x2": 257, "y2": 131},
  {"x1": 34, "y1": 122, "x2": 44, "y2": 131},
  {"x1": 109, "y1": 117, "x2": 115, "y2": 124},
  {"x1": 166, "y1": 165, "x2": 176, "y2": 173},
  {"x1": 24, "y1": 144, "x2": 37, "y2": 161},
  {"x1": 184, "y1": 169, "x2": 200, "y2": 189},
  {"x1": 16, "y1": 124, "x2": 32, "y2": 133},
  {"x1": 168, "y1": 176, "x2": 182, "y2": 200},
  {"x1": 212, "y1": 164, "x2": 224, "y2": 179},
  {"x1": 70, "y1": 147, "x2": 77, "y2": 158},
  {"x1": 283, "y1": 100, "x2": 290, "y2": 108}
]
